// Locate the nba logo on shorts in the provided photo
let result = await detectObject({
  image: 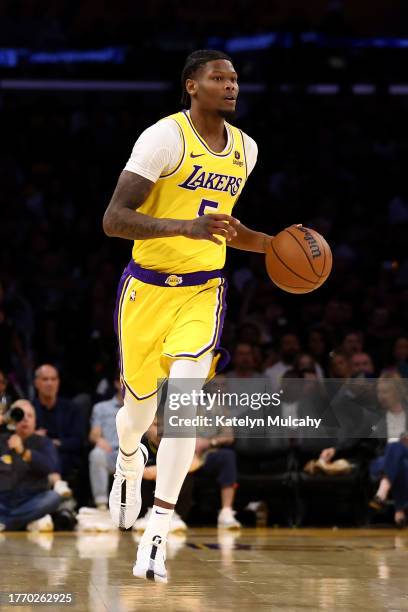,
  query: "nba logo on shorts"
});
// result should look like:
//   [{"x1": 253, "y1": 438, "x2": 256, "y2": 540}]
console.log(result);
[
  {"x1": 130, "y1": 289, "x2": 136, "y2": 301},
  {"x1": 165, "y1": 274, "x2": 183, "y2": 286}
]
